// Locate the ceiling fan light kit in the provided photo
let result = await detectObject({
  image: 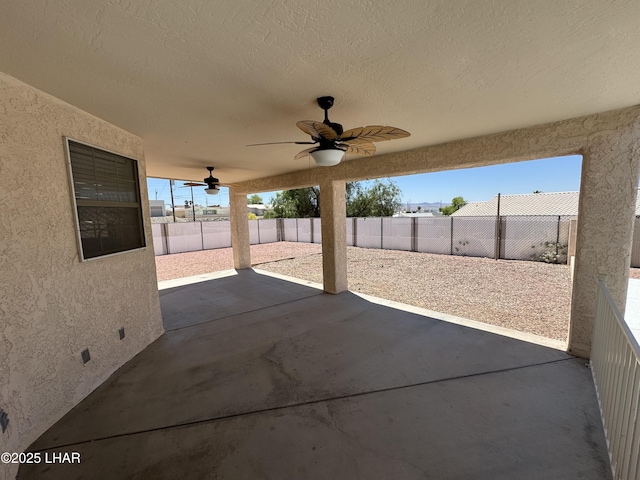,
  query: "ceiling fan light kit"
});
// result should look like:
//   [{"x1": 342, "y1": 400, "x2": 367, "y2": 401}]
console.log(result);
[
  {"x1": 248, "y1": 96, "x2": 410, "y2": 166},
  {"x1": 204, "y1": 166, "x2": 220, "y2": 194},
  {"x1": 310, "y1": 148, "x2": 344, "y2": 167}
]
